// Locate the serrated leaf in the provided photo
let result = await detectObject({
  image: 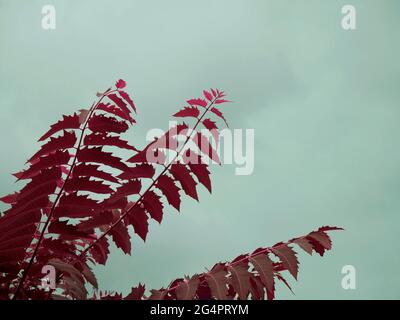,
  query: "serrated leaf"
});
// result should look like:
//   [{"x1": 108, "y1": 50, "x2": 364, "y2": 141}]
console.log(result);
[
  {"x1": 109, "y1": 222, "x2": 131, "y2": 254},
  {"x1": 187, "y1": 98, "x2": 207, "y2": 108},
  {"x1": 173, "y1": 106, "x2": 200, "y2": 119},
  {"x1": 65, "y1": 177, "x2": 113, "y2": 194},
  {"x1": 38, "y1": 114, "x2": 80, "y2": 141},
  {"x1": 117, "y1": 164, "x2": 155, "y2": 180},
  {"x1": 142, "y1": 191, "x2": 164, "y2": 223},
  {"x1": 249, "y1": 253, "x2": 274, "y2": 296},
  {"x1": 84, "y1": 133, "x2": 137, "y2": 151},
  {"x1": 124, "y1": 283, "x2": 145, "y2": 300},
  {"x1": 126, "y1": 206, "x2": 148, "y2": 241},
  {"x1": 228, "y1": 262, "x2": 252, "y2": 300},
  {"x1": 28, "y1": 131, "x2": 77, "y2": 163},
  {"x1": 175, "y1": 275, "x2": 199, "y2": 300},
  {"x1": 96, "y1": 102, "x2": 134, "y2": 123},
  {"x1": 169, "y1": 164, "x2": 198, "y2": 200},
  {"x1": 118, "y1": 91, "x2": 137, "y2": 113},
  {"x1": 210, "y1": 107, "x2": 228, "y2": 126},
  {"x1": 107, "y1": 93, "x2": 133, "y2": 122},
  {"x1": 73, "y1": 163, "x2": 119, "y2": 184},
  {"x1": 156, "y1": 175, "x2": 181, "y2": 211},
  {"x1": 88, "y1": 114, "x2": 128, "y2": 134},
  {"x1": 77, "y1": 147, "x2": 128, "y2": 172},
  {"x1": 205, "y1": 263, "x2": 228, "y2": 300},
  {"x1": 203, "y1": 90, "x2": 213, "y2": 101},
  {"x1": 271, "y1": 244, "x2": 299, "y2": 280},
  {"x1": 14, "y1": 150, "x2": 70, "y2": 180}
]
